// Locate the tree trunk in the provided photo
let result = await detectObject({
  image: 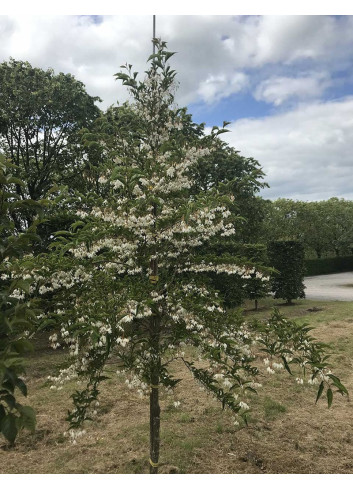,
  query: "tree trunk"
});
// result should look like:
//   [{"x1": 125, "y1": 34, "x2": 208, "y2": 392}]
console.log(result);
[
  {"x1": 149, "y1": 315, "x2": 161, "y2": 474},
  {"x1": 149, "y1": 375, "x2": 160, "y2": 474},
  {"x1": 149, "y1": 197, "x2": 160, "y2": 473},
  {"x1": 254, "y1": 299, "x2": 258, "y2": 311}
]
